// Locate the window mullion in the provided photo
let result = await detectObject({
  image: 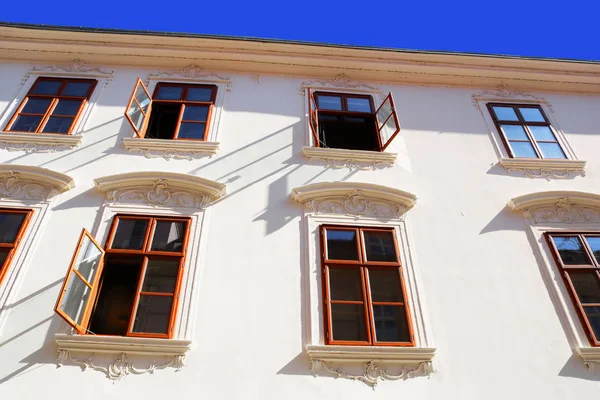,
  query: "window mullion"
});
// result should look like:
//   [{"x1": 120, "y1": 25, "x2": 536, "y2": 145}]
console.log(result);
[
  {"x1": 172, "y1": 104, "x2": 186, "y2": 140},
  {"x1": 127, "y1": 255, "x2": 149, "y2": 336},
  {"x1": 579, "y1": 234, "x2": 599, "y2": 268},
  {"x1": 361, "y1": 266, "x2": 375, "y2": 344}
]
